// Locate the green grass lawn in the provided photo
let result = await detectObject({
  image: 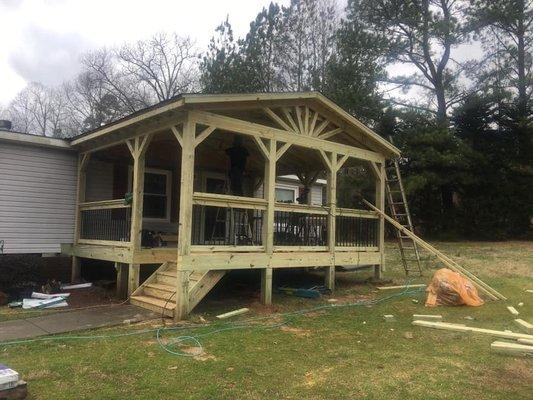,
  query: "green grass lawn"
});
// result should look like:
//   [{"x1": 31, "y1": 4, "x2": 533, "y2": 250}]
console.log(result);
[{"x1": 1, "y1": 241, "x2": 532, "y2": 399}]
